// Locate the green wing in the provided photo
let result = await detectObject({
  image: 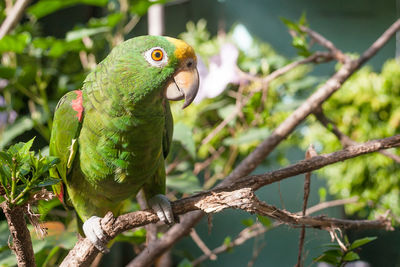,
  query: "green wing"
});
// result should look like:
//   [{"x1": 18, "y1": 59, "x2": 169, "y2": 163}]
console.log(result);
[
  {"x1": 49, "y1": 90, "x2": 83, "y2": 201},
  {"x1": 163, "y1": 100, "x2": 173, "y2": 159}
]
